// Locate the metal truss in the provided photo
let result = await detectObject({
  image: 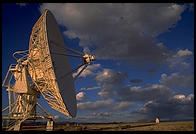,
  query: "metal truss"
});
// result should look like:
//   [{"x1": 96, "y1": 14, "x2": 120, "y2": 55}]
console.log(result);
[{"x1": 2, "y1": 9, "x2": 94, "y2": 131}]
